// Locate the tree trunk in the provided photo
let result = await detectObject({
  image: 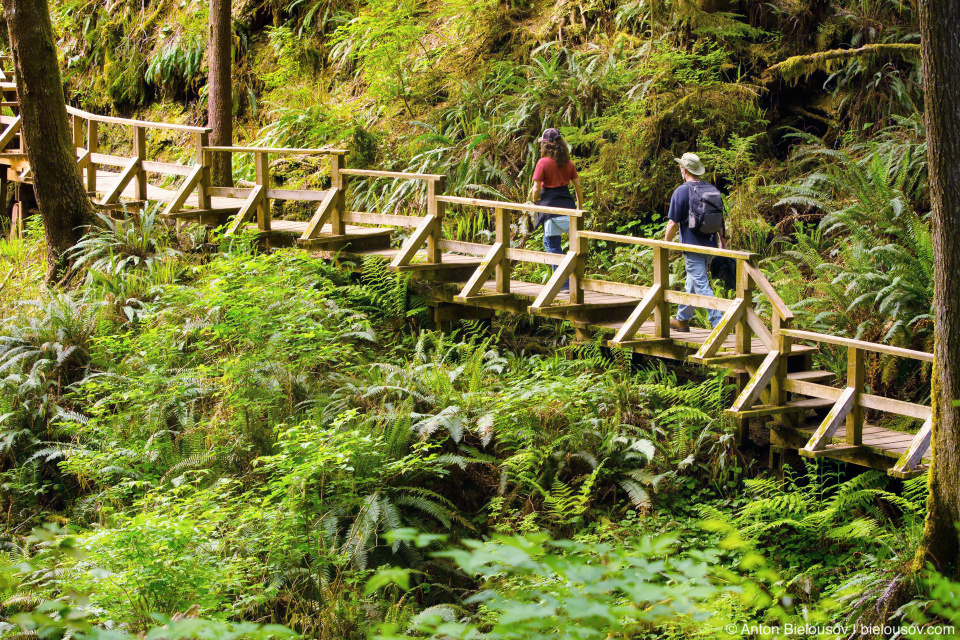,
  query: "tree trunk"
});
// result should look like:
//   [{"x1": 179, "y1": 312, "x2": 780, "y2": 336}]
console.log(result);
[
  {"x1": 208, "y1": 0, "x2": 233, "y2": 187},
  {"x1": 3, "y1": 0, "x2": 93, "y2": 282},
  {"x1": 914, "y1": 0, "x2": 960, "y2": 577}
]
